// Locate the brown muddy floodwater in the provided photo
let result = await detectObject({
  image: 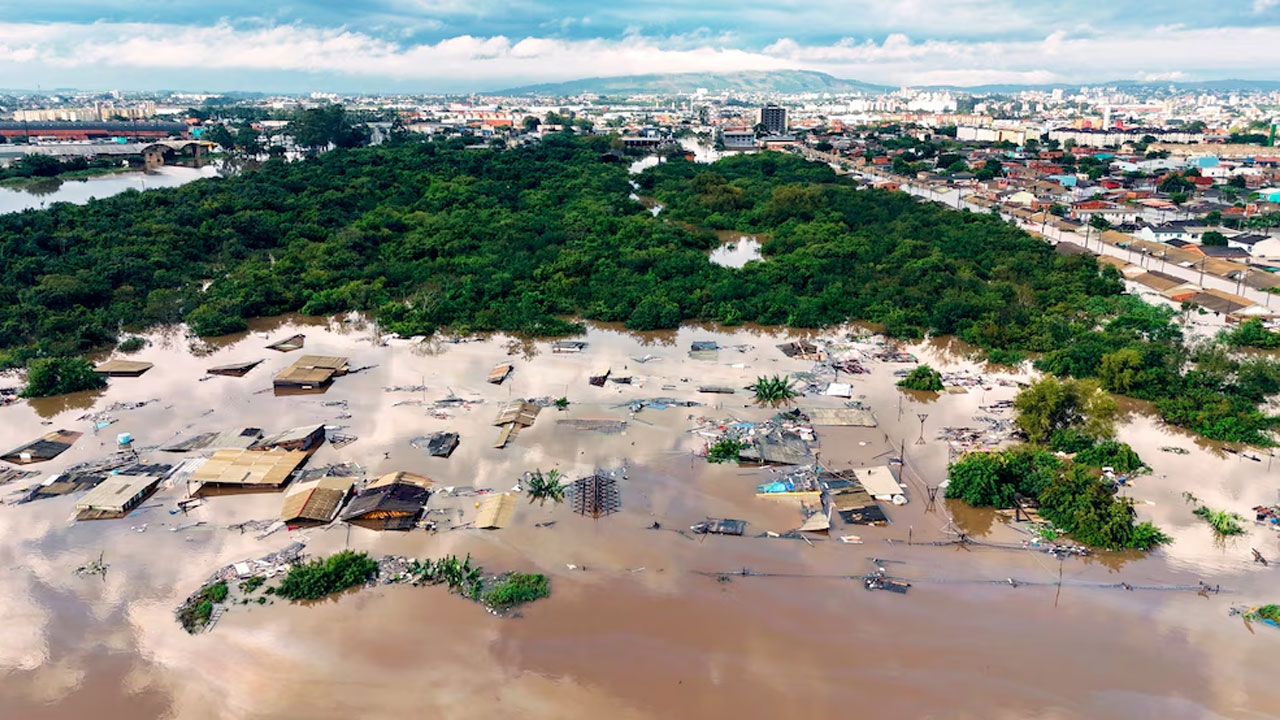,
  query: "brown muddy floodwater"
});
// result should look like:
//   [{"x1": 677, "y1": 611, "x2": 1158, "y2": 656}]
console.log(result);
[{"x1": 1, "y1": 316, "x2": 1278, "y2": 719}]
